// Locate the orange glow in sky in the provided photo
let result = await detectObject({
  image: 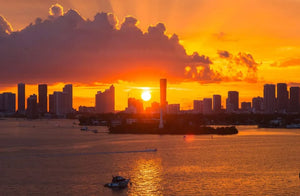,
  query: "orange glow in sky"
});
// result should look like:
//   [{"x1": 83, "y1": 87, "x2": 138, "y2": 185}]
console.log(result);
[{"x1": 0, "y1": 0, "x2": 299, "y2": 111}]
